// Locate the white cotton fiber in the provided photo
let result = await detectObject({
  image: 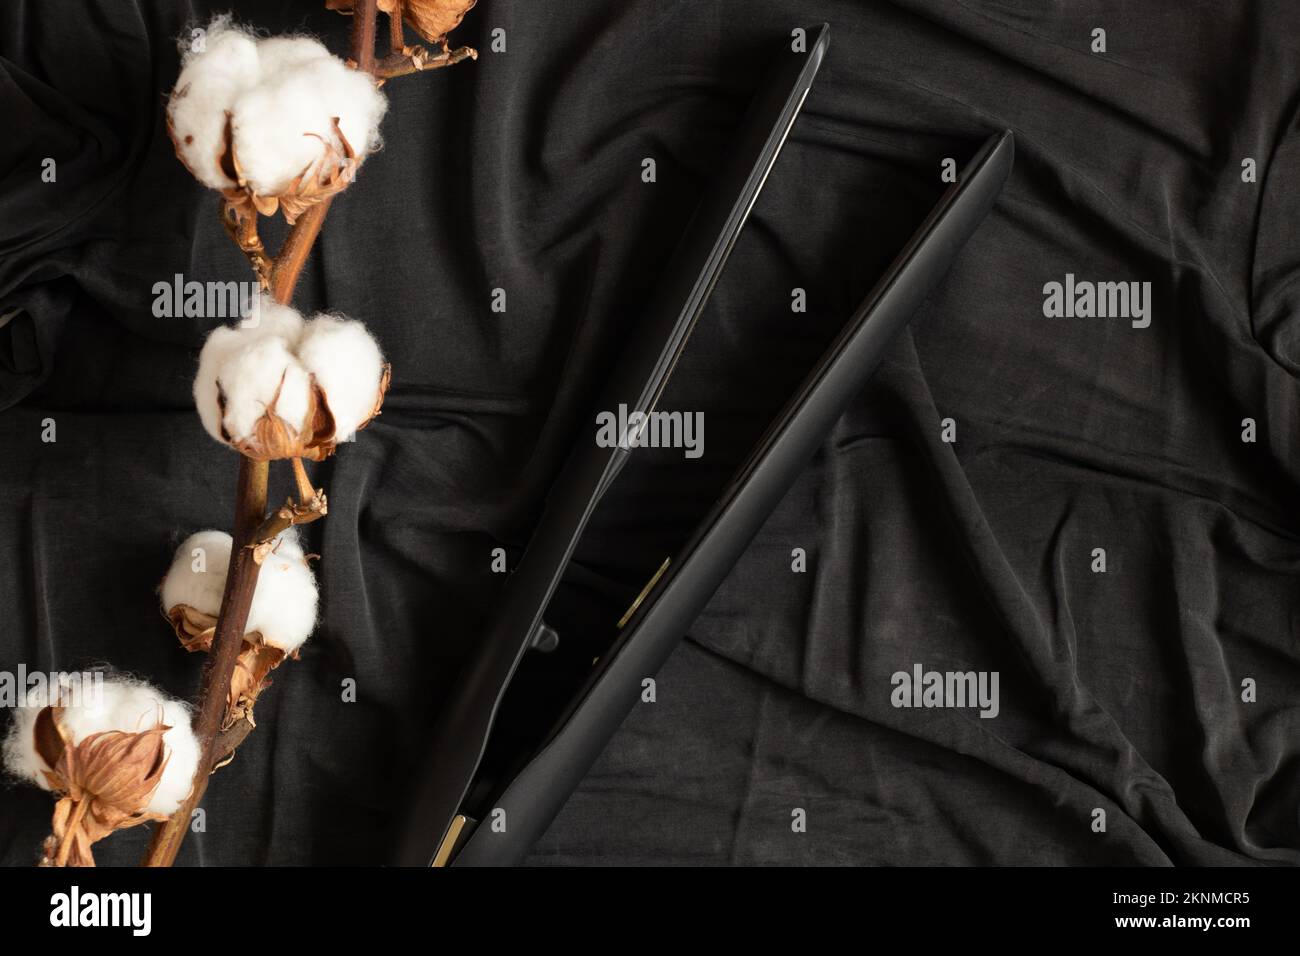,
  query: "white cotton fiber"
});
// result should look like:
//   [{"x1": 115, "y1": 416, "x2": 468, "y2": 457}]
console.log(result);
[
  {"x1": 167, "y1": 18, "x2": 261, "y2": 190},
  {"x1": 245, "y1": 530, "x2": 319, "y2": 654},
  {"x1": 231, "y1": 82, "x2": 334, "y2": 196},
  {"x1": 168, "y1": 17, "x2": 387, "y2": 197},
  {"x1": 194, "y1": 295, "x2": 308, "y2": 446},
  {"x1": 1, "y1": 678, "x2": 201, "y2": 816},
  {"x1": 297, "y1": 314, "x2": 387, "y2": 441},
  {"x1": 160, "y1": 529, "x2": 318, "y2": 655},
  {"x1": 219, "y1": 335, "x2": 313, "y2": 442},
  {"x1": 160, "y1": 529, "x2": 234, "y2": 618},
  {"x1": 194, "y1": 295, "x2": 386, "y2": 454},
  {"x1": 255, "y1": 36, "x2": 329, "y2": 76}
]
